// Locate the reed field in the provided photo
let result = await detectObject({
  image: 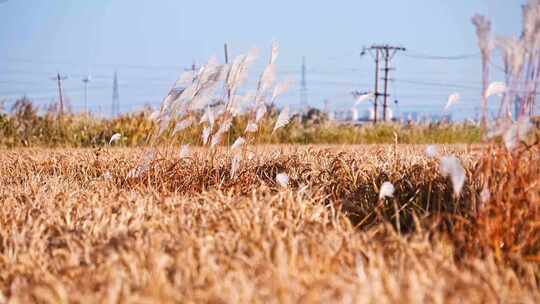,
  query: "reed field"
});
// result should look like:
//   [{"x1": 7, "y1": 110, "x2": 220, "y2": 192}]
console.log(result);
[
  {"x1": 2, "y1": 2, "x2": 540, "y2": 302},
  {"x1": 0, "y1": 141, "x2": 539, "y2": 303}
]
